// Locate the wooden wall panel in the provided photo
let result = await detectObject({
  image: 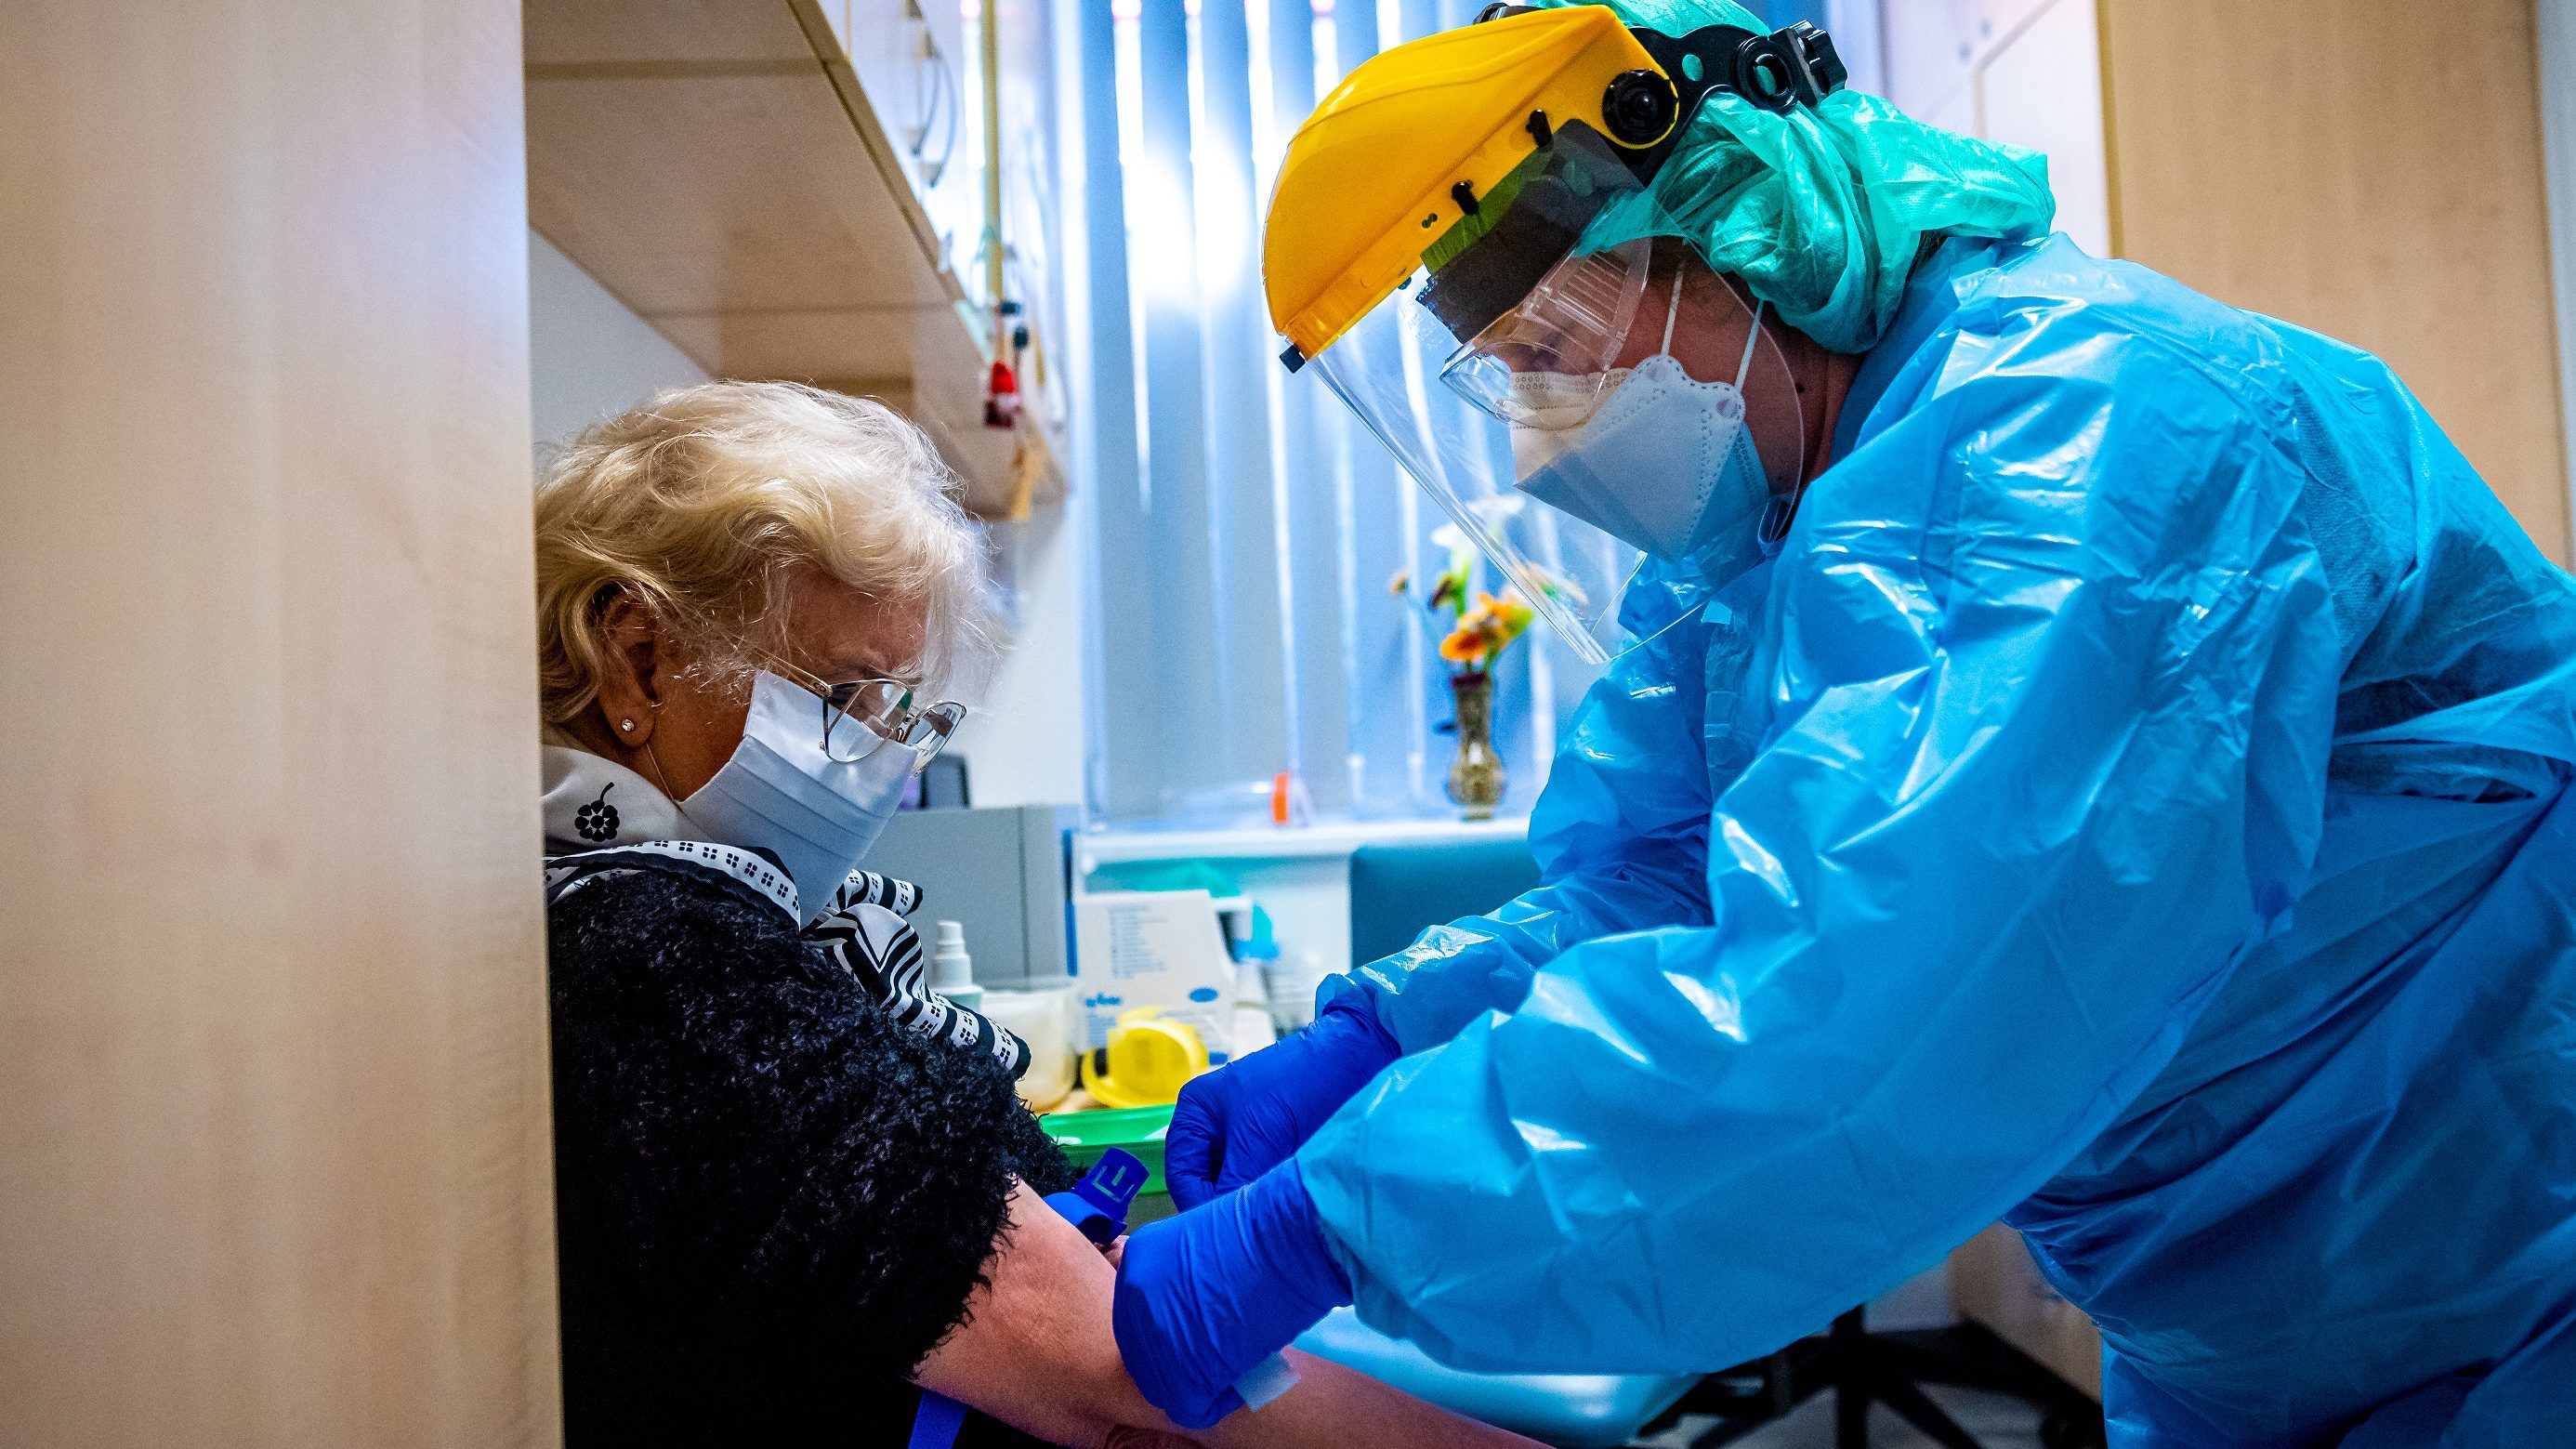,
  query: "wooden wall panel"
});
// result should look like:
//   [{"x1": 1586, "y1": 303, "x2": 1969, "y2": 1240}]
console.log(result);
[
  {"x1": 0, "y1": 2, "x2": 561, "y2": 1444},
  {"x1": 2100, "y1": 0, "x2": 2572, "y2": 563}
]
